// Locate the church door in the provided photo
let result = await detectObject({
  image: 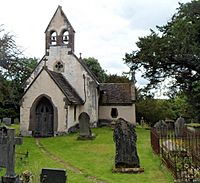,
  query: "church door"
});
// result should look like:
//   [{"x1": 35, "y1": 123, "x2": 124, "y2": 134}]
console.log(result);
[{"x1": 34, "y1": 97, "x2": 54, "y2": 137}]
